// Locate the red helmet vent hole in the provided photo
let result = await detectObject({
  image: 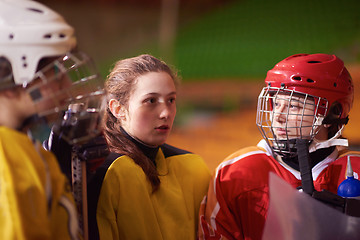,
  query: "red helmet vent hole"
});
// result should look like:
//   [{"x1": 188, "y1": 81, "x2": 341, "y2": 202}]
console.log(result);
[
  {"x1": 334, "y1": 83, "x2": 337, "y2": 87},
  {"x1": 292, "y1": 76, "x2": 302, "y2": 81},
  {"x1": 307, "y1": 79, "x2": 314, "y2": 83},
  {"x1": 308, "y1": 61, "x2": 322, "y2": 63}
]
